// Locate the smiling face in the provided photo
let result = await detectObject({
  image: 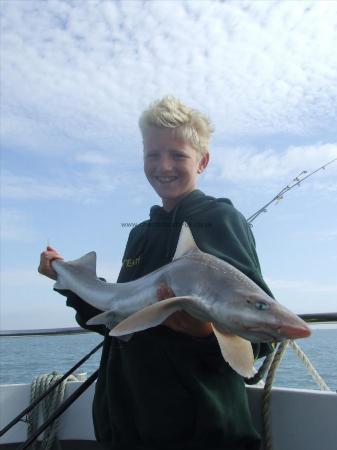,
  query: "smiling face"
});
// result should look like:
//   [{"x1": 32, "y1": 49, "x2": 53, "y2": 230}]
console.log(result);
[{"x1": 143, "y1": 127, "x2": 209, "y2": 211}]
